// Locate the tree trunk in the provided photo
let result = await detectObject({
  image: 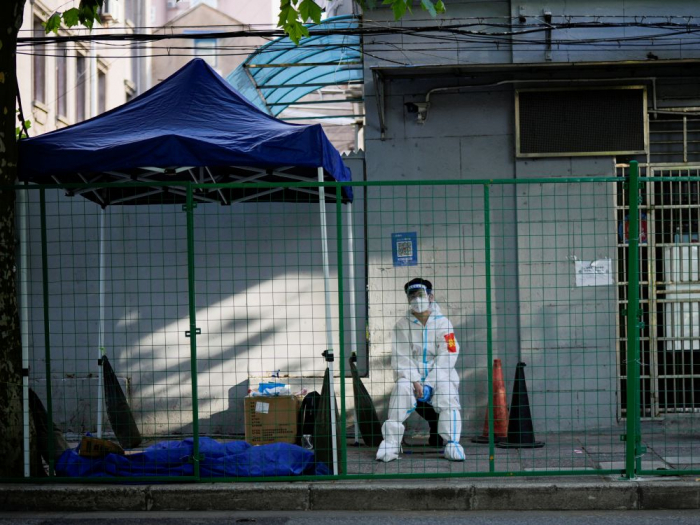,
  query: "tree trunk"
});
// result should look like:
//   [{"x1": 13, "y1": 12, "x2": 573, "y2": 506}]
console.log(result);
[{"x1": 0, "y1": 0, "x2": 27, "y2": 478}]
